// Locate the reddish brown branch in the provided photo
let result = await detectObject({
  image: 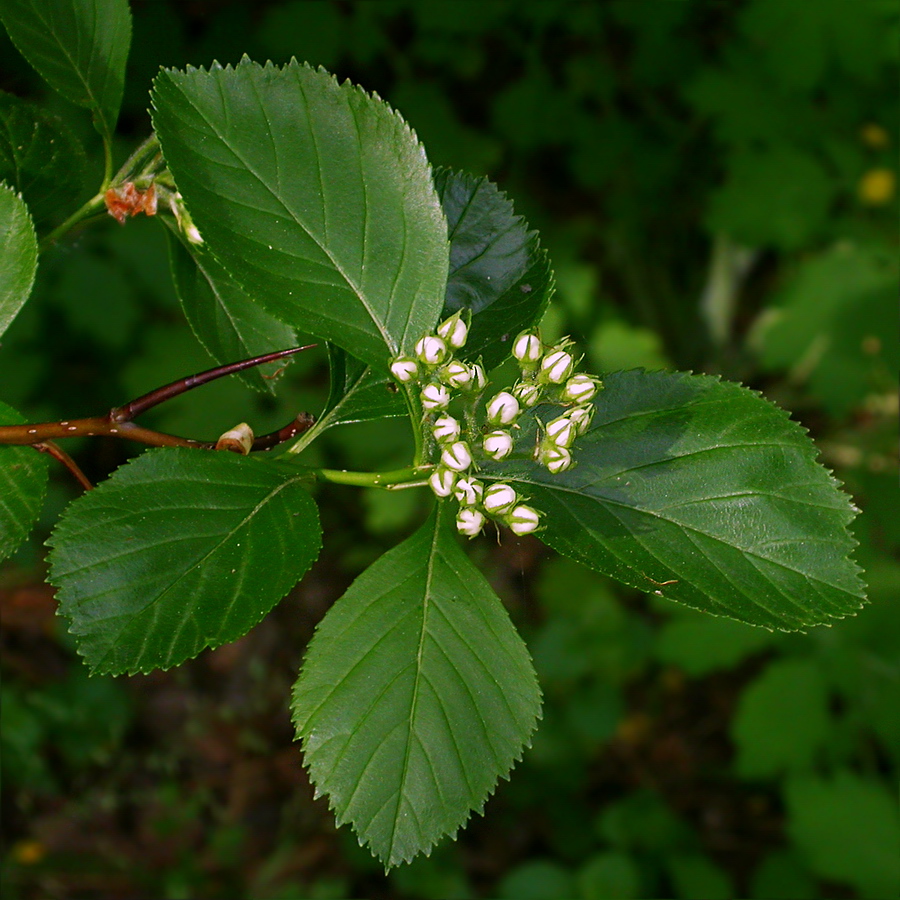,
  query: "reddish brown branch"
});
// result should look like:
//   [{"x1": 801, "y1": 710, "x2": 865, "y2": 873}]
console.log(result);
[{"x1": 33, "y1": 442, "x2": 94, "y2": 491}]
